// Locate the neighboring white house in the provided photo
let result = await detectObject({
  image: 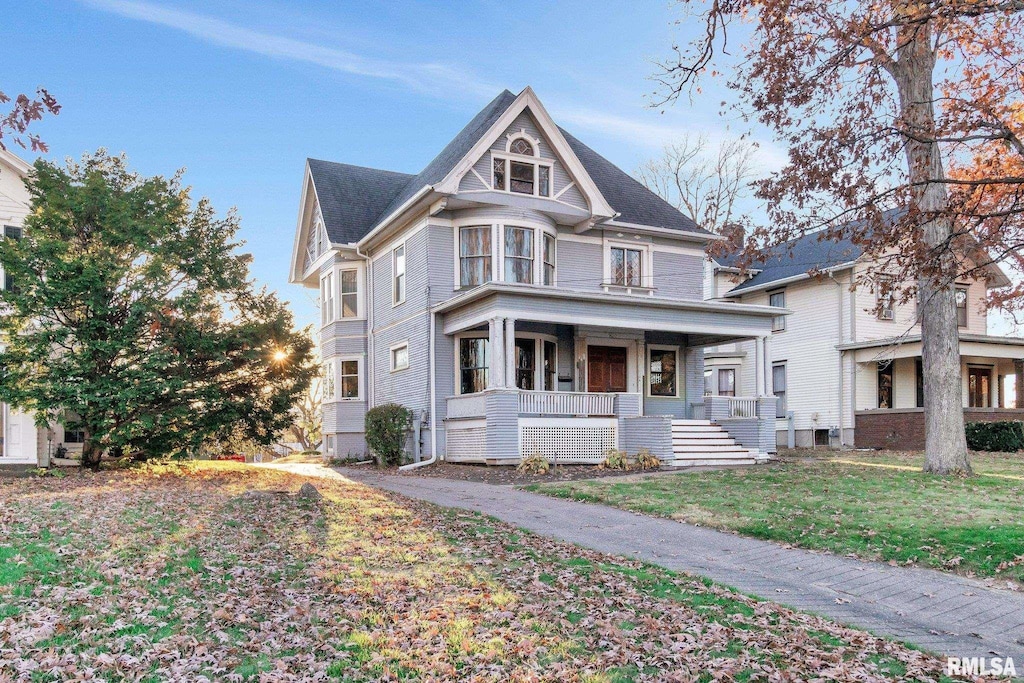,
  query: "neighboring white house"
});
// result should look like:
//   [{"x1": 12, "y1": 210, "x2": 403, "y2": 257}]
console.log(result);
[
  {"x1": 705, "y1": 226, "x2": 1024, "y2": 449},
  {"x1": 290, "y1": 87, "x2": 785, "y2": 466},
  {"x1": 0, "y1": 149, "x2": 91, "y2": 466}
]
